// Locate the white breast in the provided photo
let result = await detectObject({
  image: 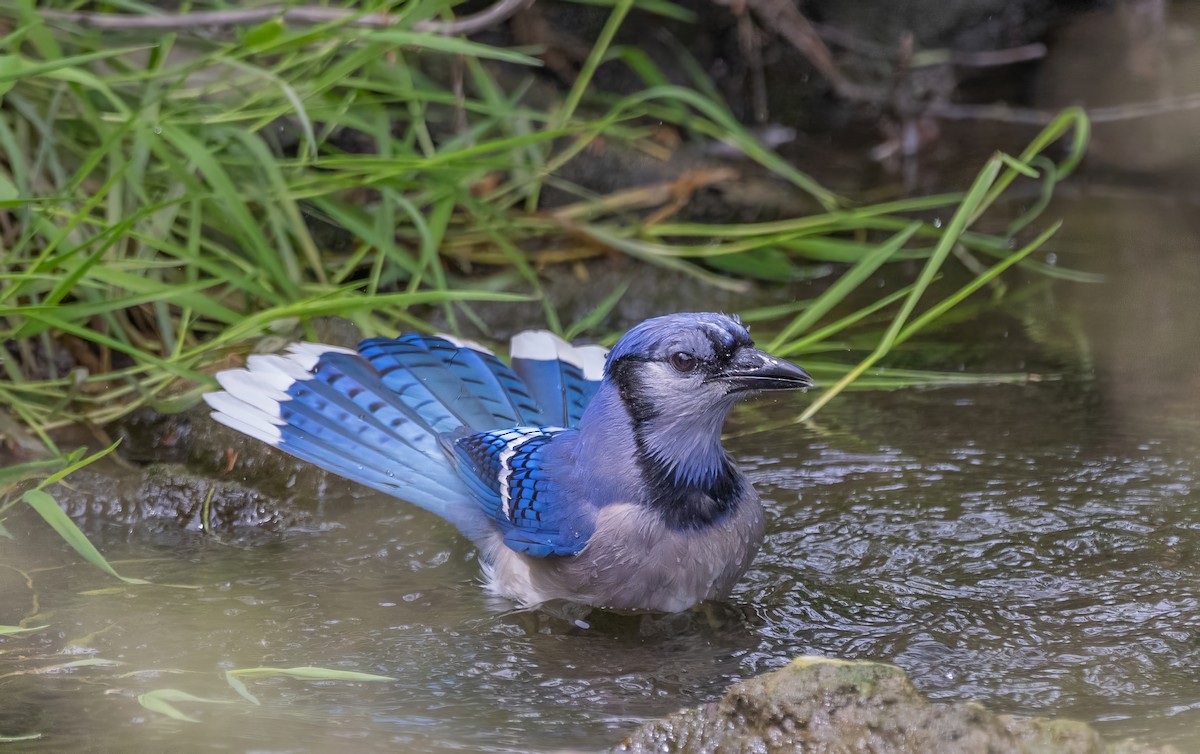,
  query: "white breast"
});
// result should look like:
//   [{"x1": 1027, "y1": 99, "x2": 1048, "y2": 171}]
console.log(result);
[{"x1": 481, "y1": 499, "x2": 765, "y2": 612}]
